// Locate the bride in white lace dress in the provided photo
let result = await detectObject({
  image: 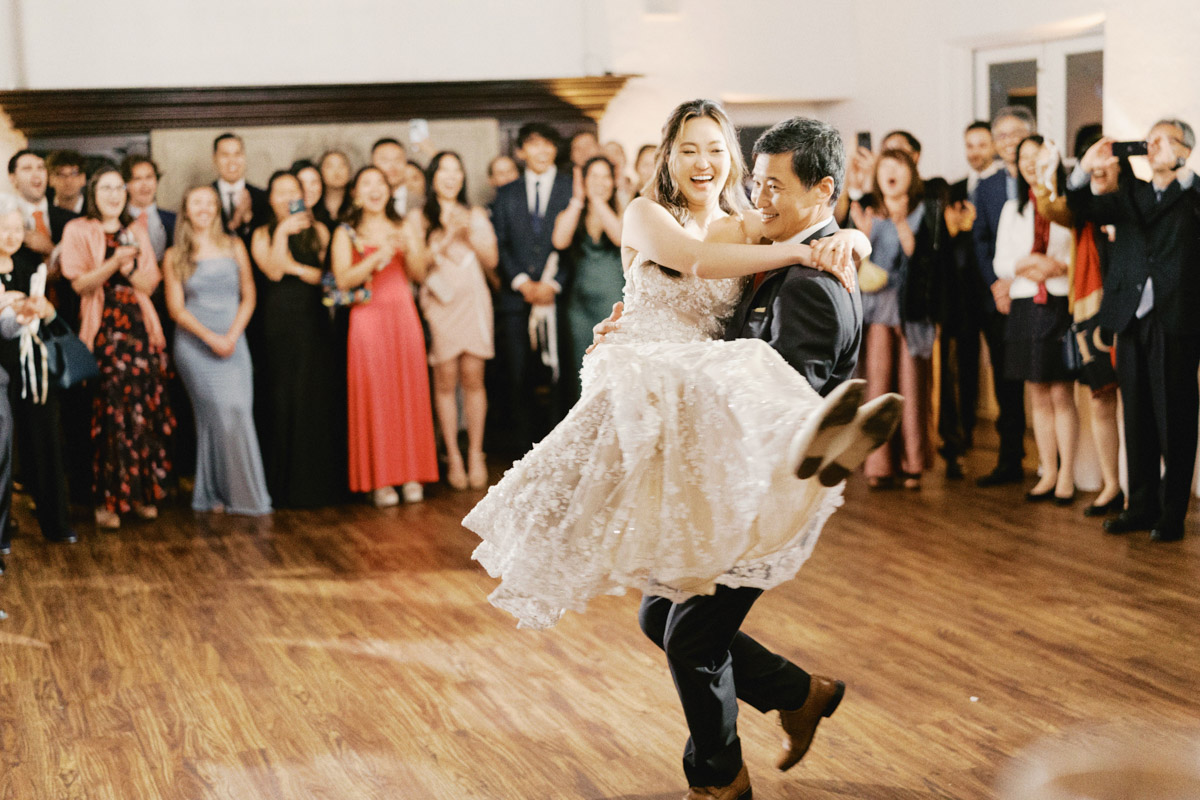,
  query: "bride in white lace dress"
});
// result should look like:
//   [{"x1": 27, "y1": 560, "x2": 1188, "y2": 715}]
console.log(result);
[{"x1": 465, "y1": 100, "x2": 867, "y2": 629}]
